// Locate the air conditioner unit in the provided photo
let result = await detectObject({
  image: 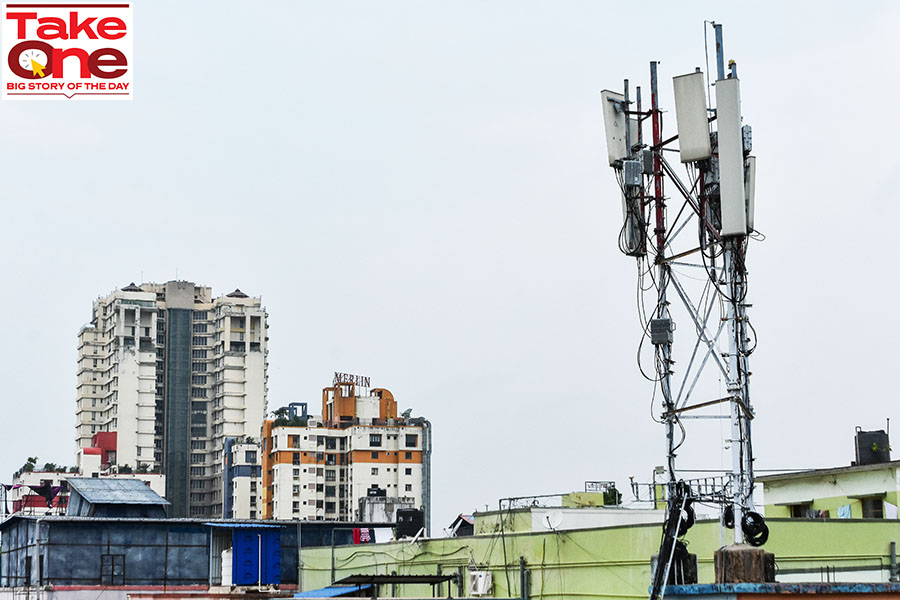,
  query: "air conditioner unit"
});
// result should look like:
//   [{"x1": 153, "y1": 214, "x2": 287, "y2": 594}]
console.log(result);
[{"x1": 469, "y1": 571, "x2": 493, "y2": 597}]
